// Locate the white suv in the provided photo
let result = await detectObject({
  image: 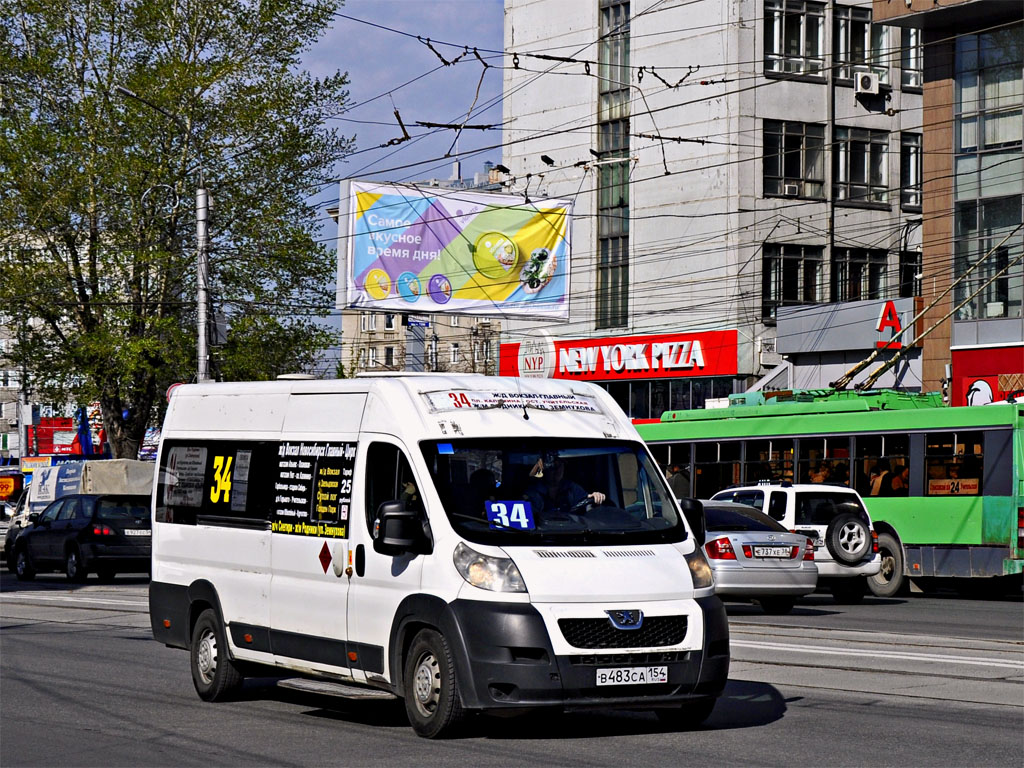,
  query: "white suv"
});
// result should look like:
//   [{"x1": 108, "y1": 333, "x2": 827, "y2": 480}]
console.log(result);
[{"x1": 710, "y1": 483, "x2": 881, "y2": 603}]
